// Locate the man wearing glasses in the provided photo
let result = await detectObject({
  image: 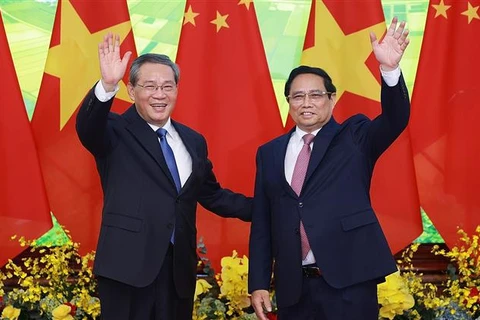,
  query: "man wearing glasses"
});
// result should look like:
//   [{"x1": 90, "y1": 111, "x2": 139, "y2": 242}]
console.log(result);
[
  {"x1": 249, "y1": 17, "x2": 411, "y2": 320},
  {"x1": 76, "y1": 32, "x2": 251, "y2": 320}
]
